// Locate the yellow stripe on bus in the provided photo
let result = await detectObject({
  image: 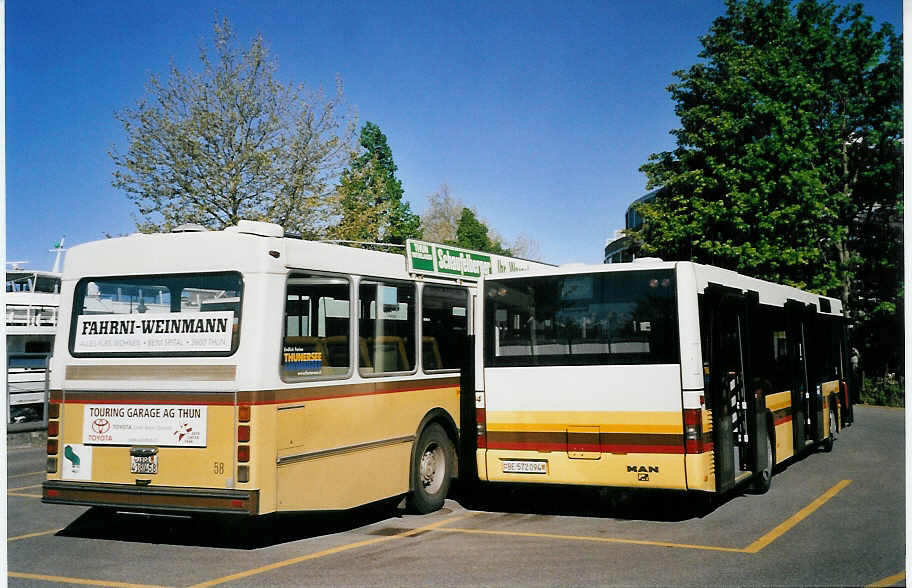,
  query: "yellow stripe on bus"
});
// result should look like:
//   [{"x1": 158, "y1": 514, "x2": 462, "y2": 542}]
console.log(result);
[
  {"x1": 486, "y1": 410, "x2": 684, "y2": 427},
  {"x1": 765, "y1": 391, "x2": 792, "y2": 411},
  {"x1": 486, "y1": 422, "x2": 683, "y2": 433}
]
